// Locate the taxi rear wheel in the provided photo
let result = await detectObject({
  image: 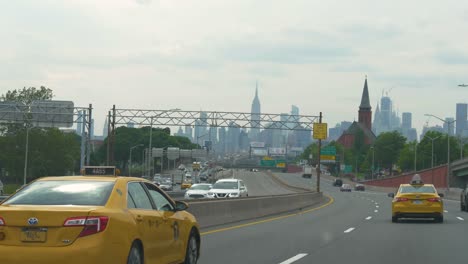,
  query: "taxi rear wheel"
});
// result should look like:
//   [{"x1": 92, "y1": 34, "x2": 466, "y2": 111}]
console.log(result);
[
  {"x1": 127, "y1": 242, "x2": 143, "y2": 264},
  {"x1": 391, "y1": 216, "x2": 398, "y2": 223},
  {"x1": 435, "y1": 216, "x2": 444, "y2": 223},
  {"x1": 184, "y1": 231, "x2": 199, "y2": 264}
]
